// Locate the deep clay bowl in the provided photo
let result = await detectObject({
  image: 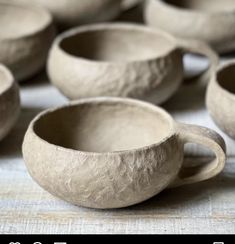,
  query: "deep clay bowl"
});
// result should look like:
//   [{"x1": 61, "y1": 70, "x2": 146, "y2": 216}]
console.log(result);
[
  {"x1": 23, "y1": 97, "x2": 226, "y2": 209},
  {"x1": 0, "y1": 2, "x2": 55, "y2": 81},
  {"x1": 0, "y1": 64, "x2": 20, "y2": 141},
  {"x1": 145, "y1": 0, "x2": 235, "y2": 53},
  {"x1": 207, "y1": 61, "x2": 235, "y2": 139},
  {"x1": 48, "y1": 23, "x2": 218, "y2": 104}
]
